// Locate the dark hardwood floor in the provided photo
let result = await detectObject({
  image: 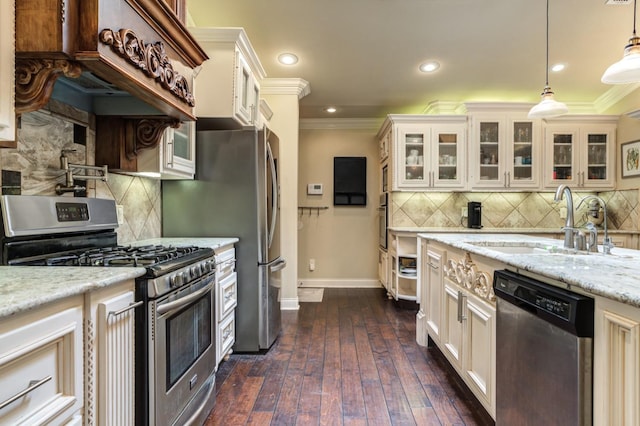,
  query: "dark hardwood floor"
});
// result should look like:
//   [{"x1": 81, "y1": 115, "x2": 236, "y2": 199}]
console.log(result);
[{"x1": 205, "y1": 288, "x2": 494, "y2": 425}]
